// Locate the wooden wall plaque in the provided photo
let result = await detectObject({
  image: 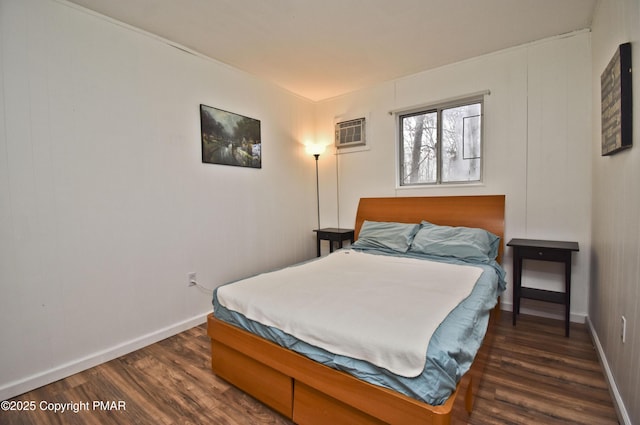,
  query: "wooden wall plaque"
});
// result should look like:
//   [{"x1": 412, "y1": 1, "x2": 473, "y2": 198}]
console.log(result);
[{"x1": 601, "y1": 42, "x2": 632, "y2": 156}]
